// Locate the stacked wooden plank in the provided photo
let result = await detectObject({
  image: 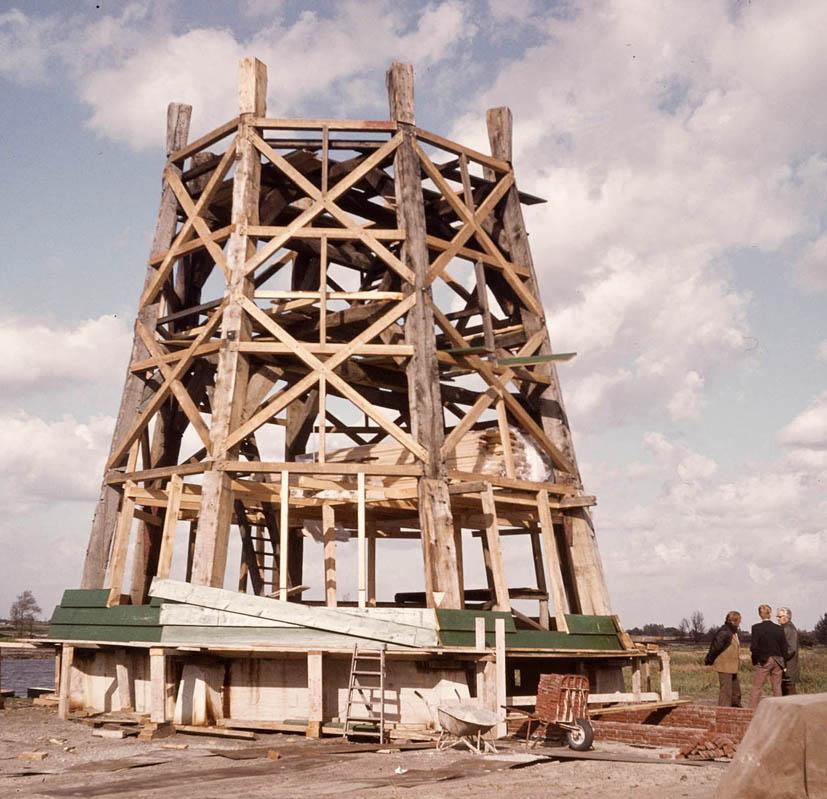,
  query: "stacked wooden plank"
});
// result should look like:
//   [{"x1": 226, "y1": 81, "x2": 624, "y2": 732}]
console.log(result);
[{"x1": 321, "y1": 427, "x2": 552, "y2": 482}]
